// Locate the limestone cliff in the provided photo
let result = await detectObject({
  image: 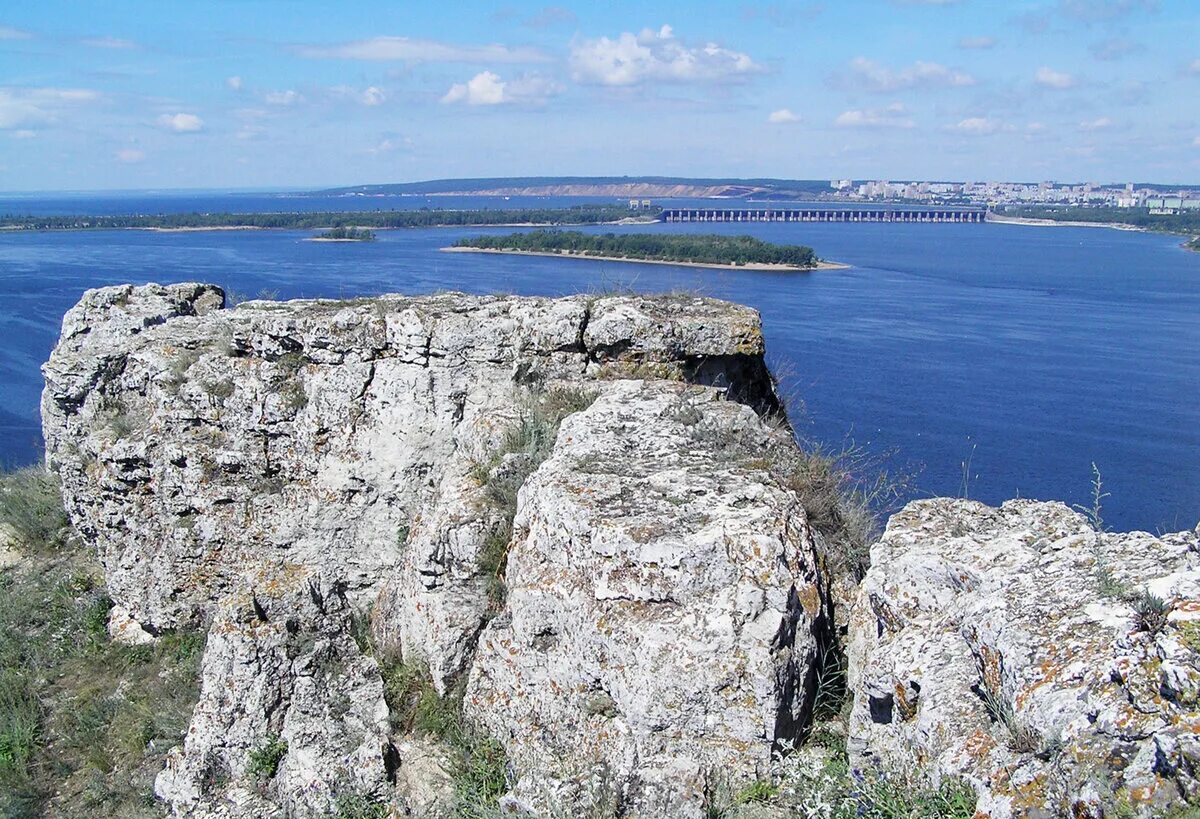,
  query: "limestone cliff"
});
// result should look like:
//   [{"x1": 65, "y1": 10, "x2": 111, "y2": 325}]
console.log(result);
[
  {"x1": 41, "y1": 283, "x2": 810, "y2": 817},
  {"x1": 38, "y1": 283, "x2": 1200, "y2": 818}
]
